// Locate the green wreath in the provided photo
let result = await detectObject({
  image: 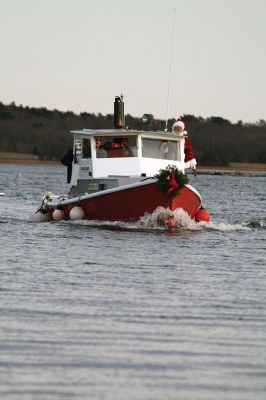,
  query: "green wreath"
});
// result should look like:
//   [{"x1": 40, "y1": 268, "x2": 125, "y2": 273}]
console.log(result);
[{"x1": 154, "y1": 165, "x2": 189, "y2": 197}]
